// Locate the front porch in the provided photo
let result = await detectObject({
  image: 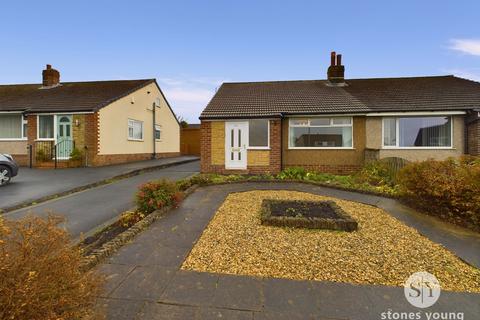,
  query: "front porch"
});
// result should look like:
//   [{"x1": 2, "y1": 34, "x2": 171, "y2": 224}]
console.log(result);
[{"x1": 28, "y1": 113, "x2": 91, "y2": 168}]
